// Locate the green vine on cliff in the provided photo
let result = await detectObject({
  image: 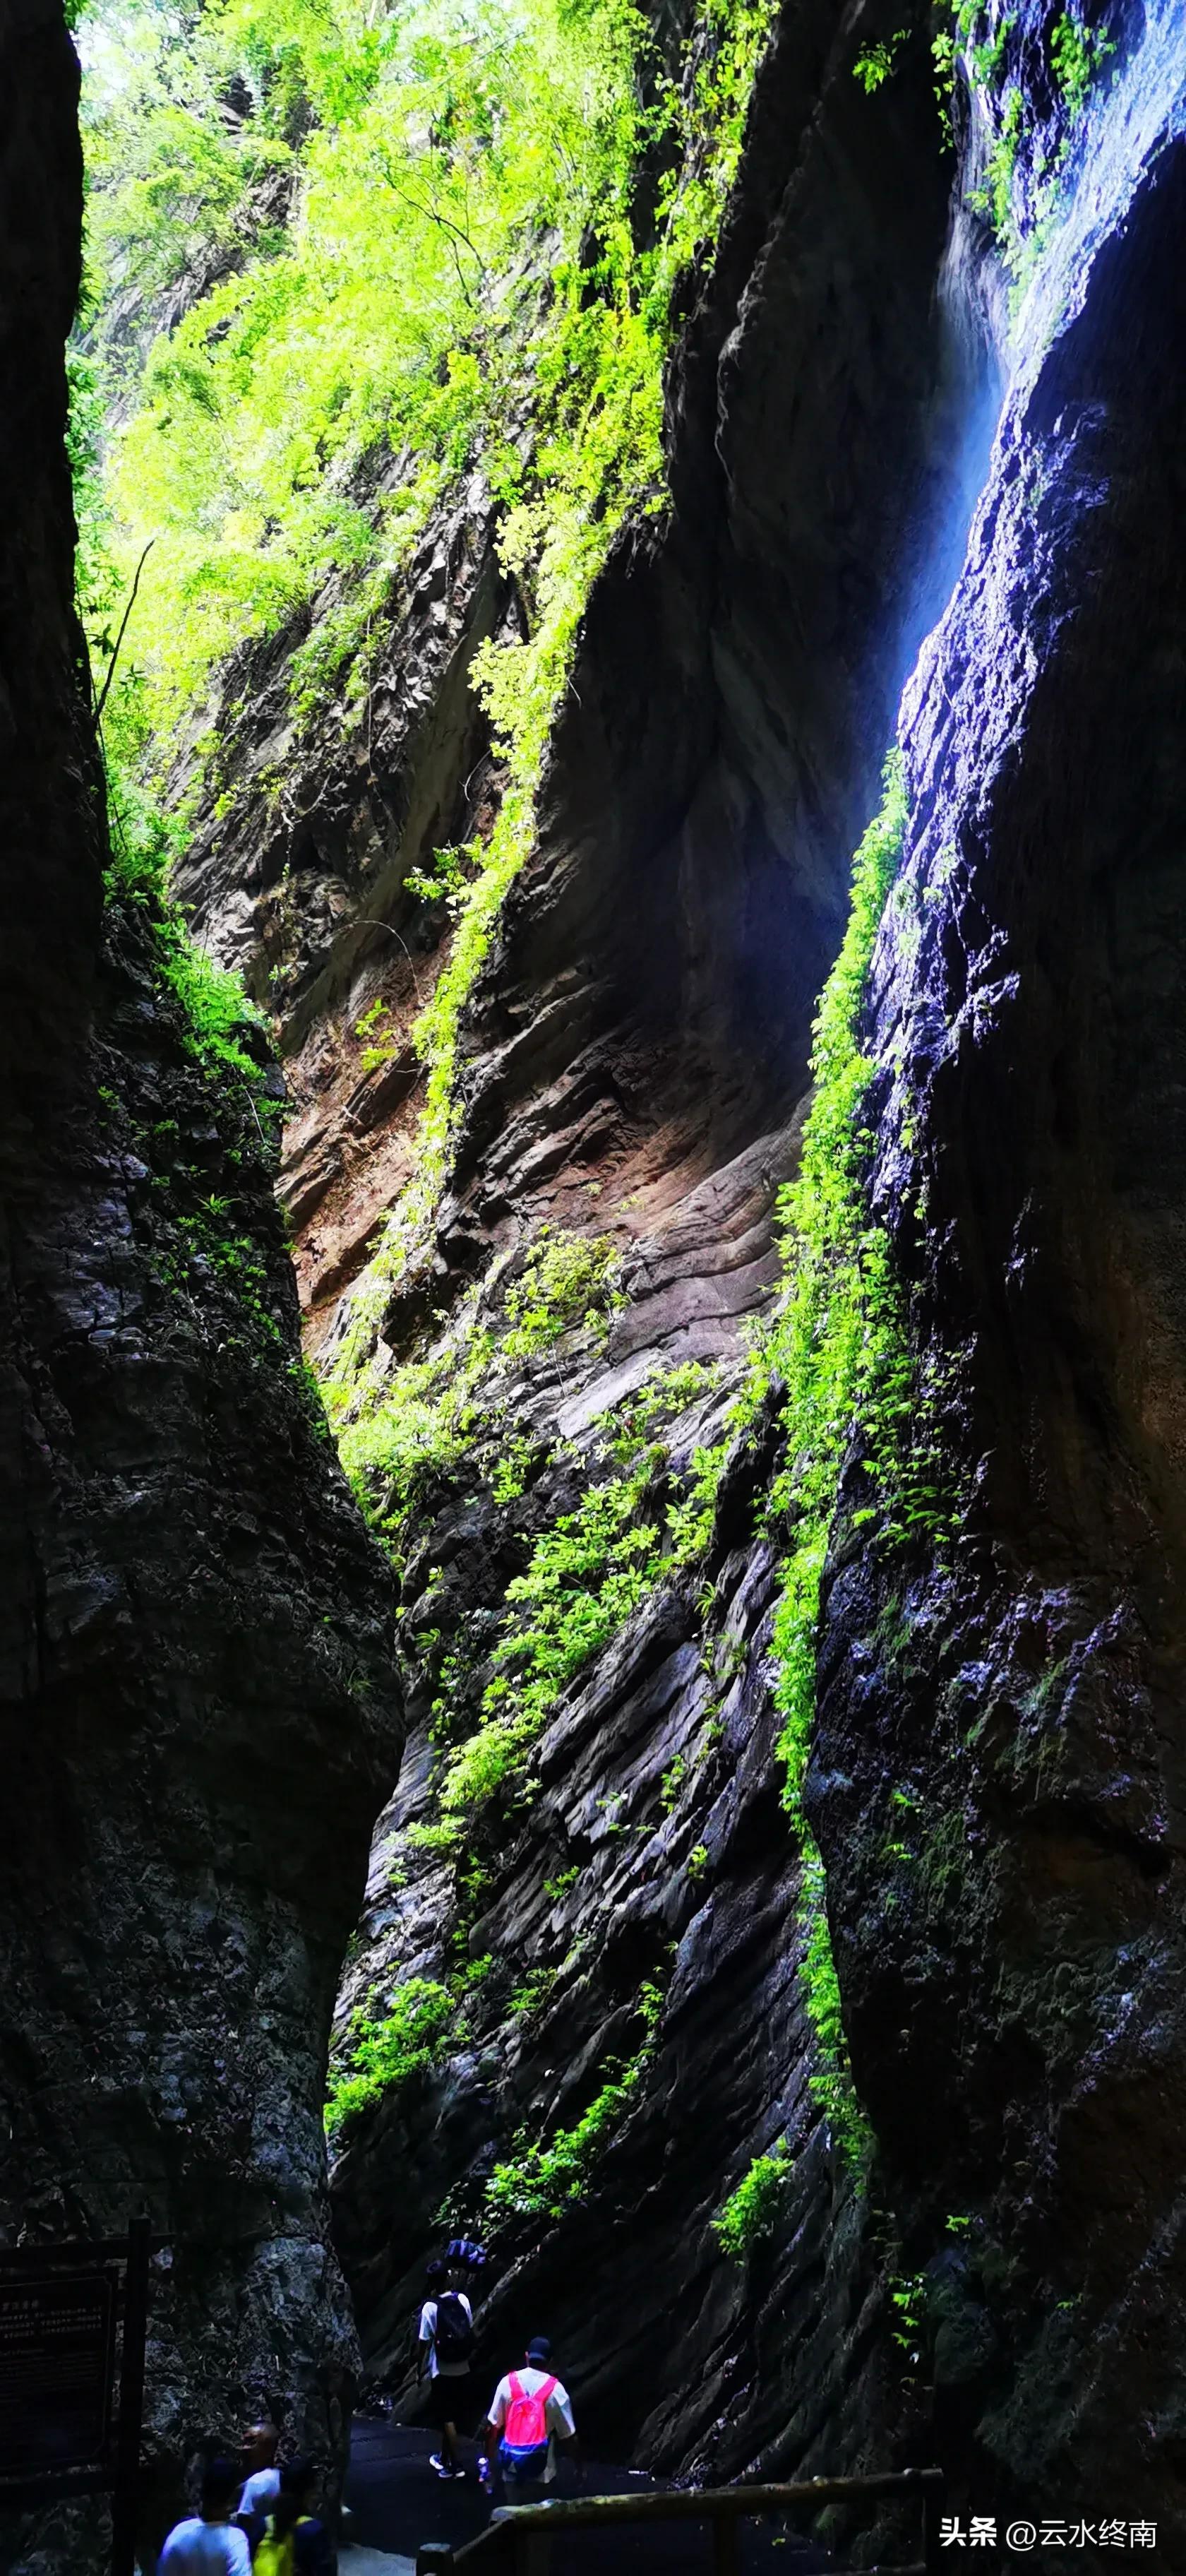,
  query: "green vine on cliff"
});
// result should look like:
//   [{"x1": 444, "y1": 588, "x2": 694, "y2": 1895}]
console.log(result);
[
  {"x1": 484, "y1": 1976, "x2": 664, "y2": 2220},
  {"x1": 935, "y1": 1, "x2": 1120, "y2": 282},
  {"x1": 325, "y1": 1976, "x2": 457, "y2": 2137},
  {"x1": 736, "y1": 753, "x2": 940, "y2": 2188}
]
